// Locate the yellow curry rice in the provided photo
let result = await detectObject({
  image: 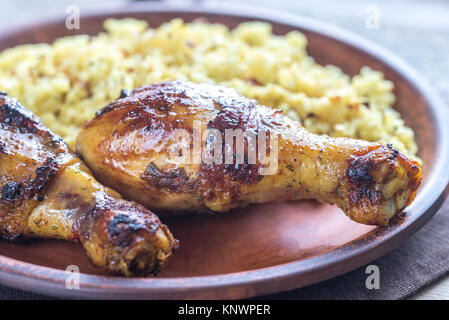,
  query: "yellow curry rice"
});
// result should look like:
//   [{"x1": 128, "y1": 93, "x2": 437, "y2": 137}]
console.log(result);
[{"x1": 0, "y1": 18, "x2": 418, "y2": 157}]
